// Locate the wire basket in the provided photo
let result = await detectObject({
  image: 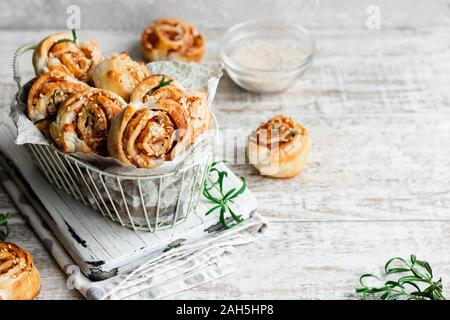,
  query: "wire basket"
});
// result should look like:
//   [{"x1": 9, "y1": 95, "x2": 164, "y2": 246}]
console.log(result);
[{"x1": 11, "y1": 44, "x2": 217, "y2": 232}]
